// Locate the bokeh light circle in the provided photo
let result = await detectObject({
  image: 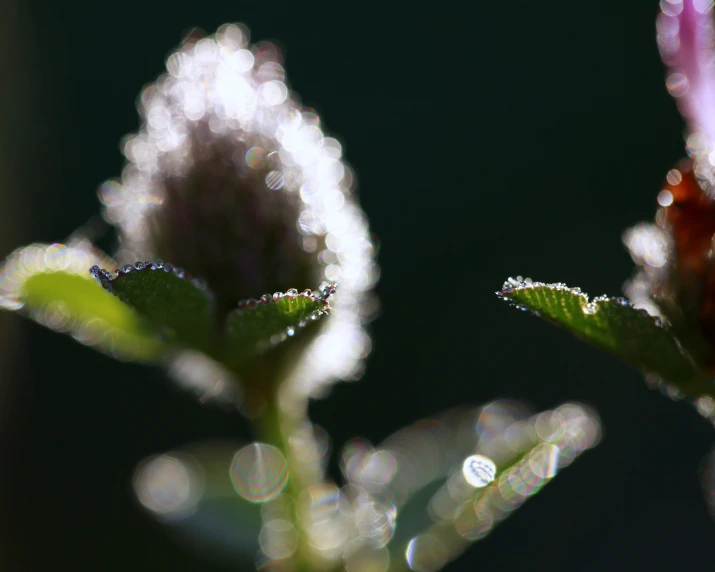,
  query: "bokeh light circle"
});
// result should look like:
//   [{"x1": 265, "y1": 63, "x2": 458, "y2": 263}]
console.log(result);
[
  {"x1": 133, "y1": 454, "x2": 202, "y2": 520},
  {"x1": 230, "y1": 442, "x2": 289, "y2": 502},
  {"x1": 462, "y1": 454, "x2": 497, "y2": 488}
]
